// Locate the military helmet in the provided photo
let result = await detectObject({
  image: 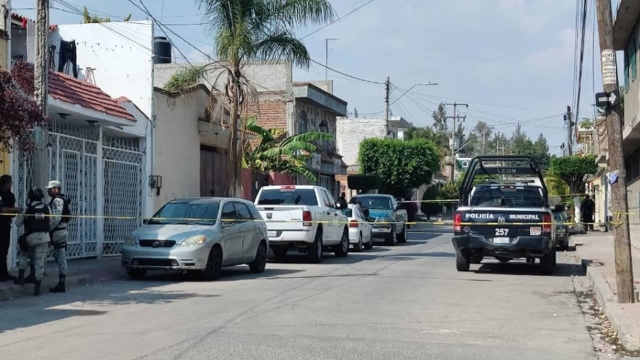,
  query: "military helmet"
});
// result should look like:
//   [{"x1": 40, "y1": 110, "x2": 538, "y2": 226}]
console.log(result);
[{"x1": 28, "y1": 187, "x2": 45, "y2": 201}]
